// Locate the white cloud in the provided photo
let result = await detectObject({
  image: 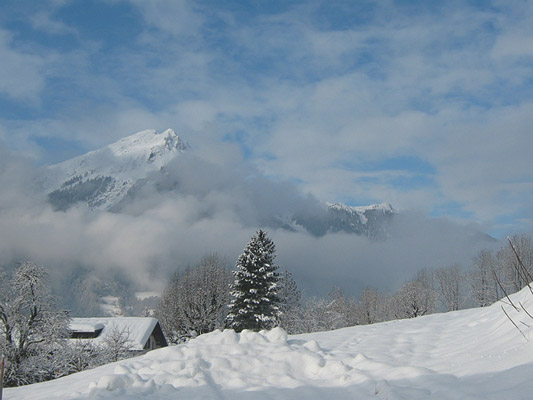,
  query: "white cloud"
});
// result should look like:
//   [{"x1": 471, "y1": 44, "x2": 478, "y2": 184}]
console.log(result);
[
  {"x1": 130, "y1": 0, "x2": 204, "y2": 40},
  {"x1": 0, "y1": 30, "x2": 46, "y2": 101},
  {"x1": 491, "y1": 0, "x2": 533, "y2": 59},
  {"x1": 1, "y1": 0, "x2": 532, "y2": 236},
  {"x1": 431, "y1": 102, "x2": 533, "y2": 226},
  {"x1": 492, "y1": 33, "x2": 533, "y2": 58},
  {"x1": 29, "y1": 11, "x2": 77, "y2": 35}
]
